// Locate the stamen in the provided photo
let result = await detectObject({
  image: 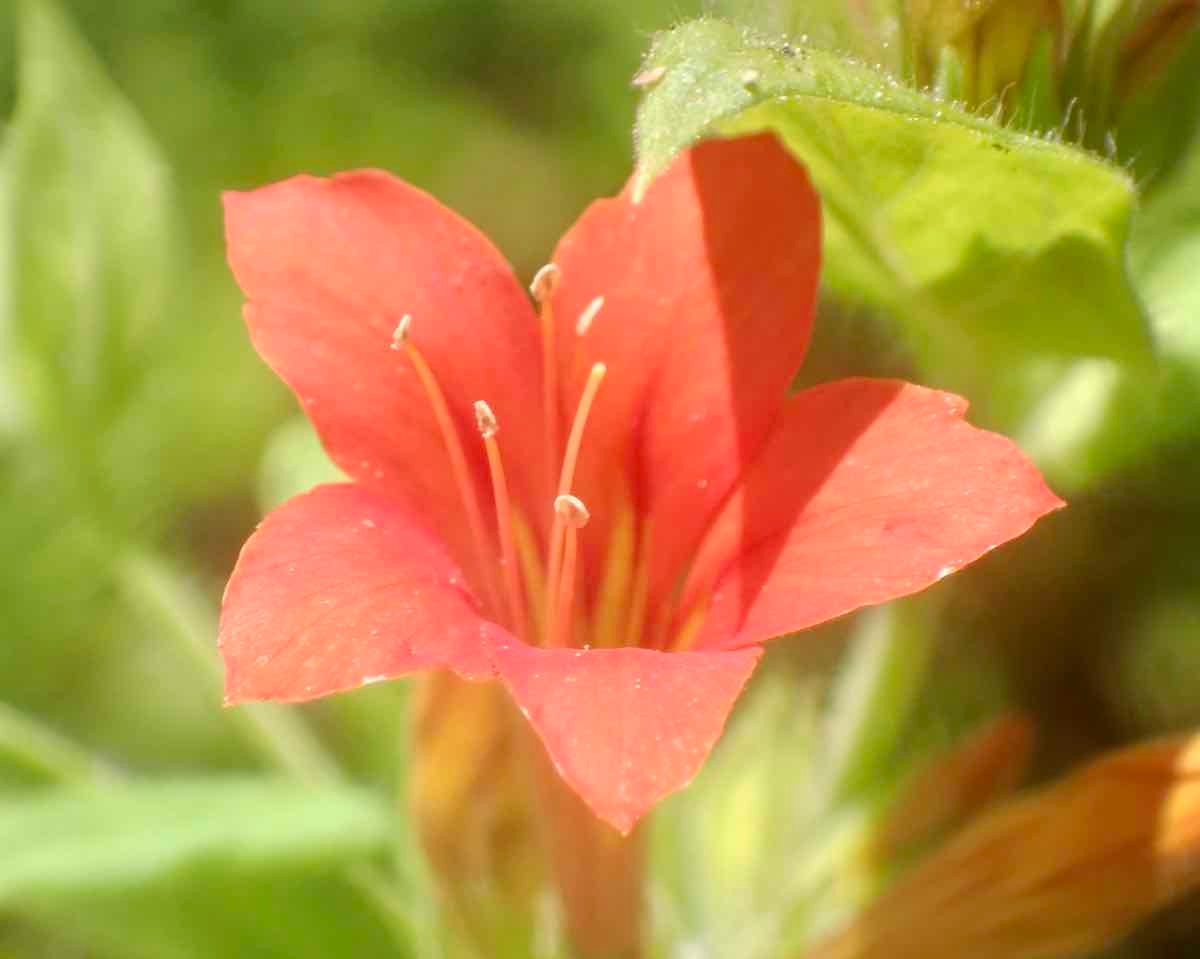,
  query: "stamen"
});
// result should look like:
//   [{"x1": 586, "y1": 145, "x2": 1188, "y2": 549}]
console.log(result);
[
  {"x1": 575, "y1": 296, "x2": 605, "y2": 336},
  {"x1": 474, "y1": 399, "x2": 498, "y2": 438},
  {"x1": 556, "y1": 363, "x2": 607, "y2": 497},
  {"x1": 549, "y1": 494, "x2": 589, "y2": 647},
  {"x1": 474, "y1": 400, "x2": 527, "y2": 640},
  {"x1": 390, "y1": 314, "x2": 413, "y2": 349},
  {"x1": 531, "y1": 263, "x2": 562, "y2": 483},
  {"x1": 391, "y1": 316, "x2": 499, "y2": 614},
  {"x1": 530, "y1": 263, "x2": 562, "y2": 303},
  {"x1": 555, "y1": 492, "x2": 590, "y2": 527},
  {"x1": 543, "y1": 362, "x2": 607, "y2": 645}
]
